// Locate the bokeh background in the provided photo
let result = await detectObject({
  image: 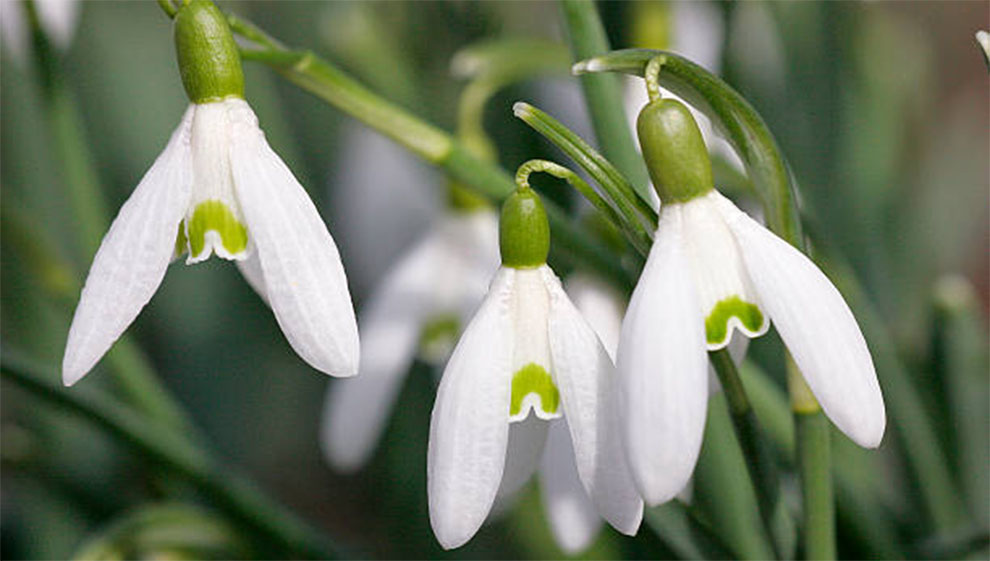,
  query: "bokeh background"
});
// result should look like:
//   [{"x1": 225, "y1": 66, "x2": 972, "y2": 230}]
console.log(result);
[{"x1": 1, "y1": 1, "x2": 987, "y2": 559}]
